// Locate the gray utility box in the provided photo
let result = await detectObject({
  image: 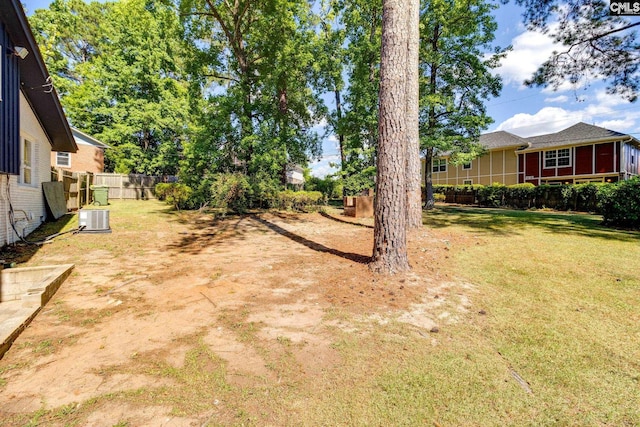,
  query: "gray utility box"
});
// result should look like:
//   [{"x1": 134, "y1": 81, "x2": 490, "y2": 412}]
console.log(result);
[{"x1": 78, "y1": 209, "x2": 111, "y2": 233}]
